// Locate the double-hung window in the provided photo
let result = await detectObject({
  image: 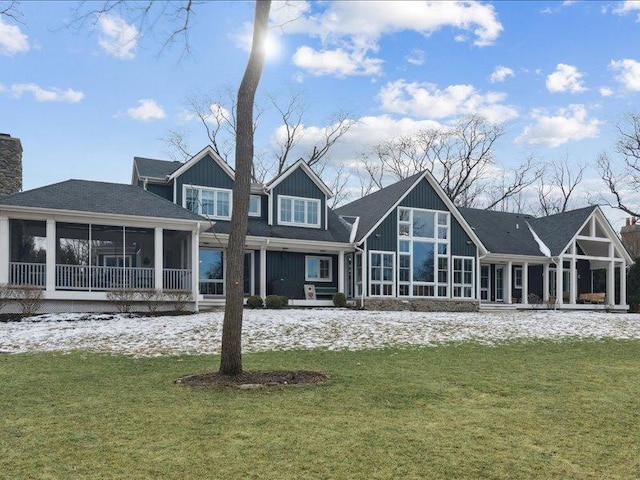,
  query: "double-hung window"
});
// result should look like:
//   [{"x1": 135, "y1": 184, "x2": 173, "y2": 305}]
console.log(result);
[
  {"x1": 185, "y1": 186, "x2": 232, "y2": 220},
  {"x1": 306, "y1": 256, "x2": 332, "y2": 282},
  {"x1": 249, "y1": 195, "x2": 262, "y2": 217},
  {"x1": 279, "y1": 195, "x2": 321, "y2": 228}
]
